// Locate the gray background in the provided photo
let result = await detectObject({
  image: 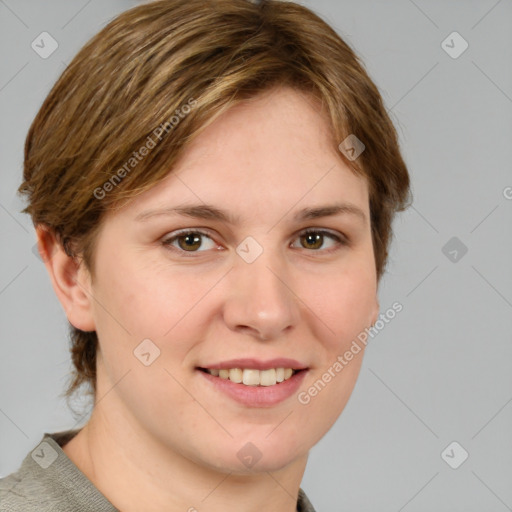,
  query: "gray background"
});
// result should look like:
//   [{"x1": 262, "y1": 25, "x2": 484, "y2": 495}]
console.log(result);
[{"x1": 1, "y1": 0, "x2": 511, "y2": 510}]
